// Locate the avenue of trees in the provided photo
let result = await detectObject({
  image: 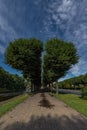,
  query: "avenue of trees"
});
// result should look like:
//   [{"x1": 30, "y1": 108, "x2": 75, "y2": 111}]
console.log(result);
[
  {"x1": 0, "y1": 67, "x2": 25, "y2": 93},
  {"x1": 59, "y1": 74, "x2": 87, "y2": 90},
  {"x1": 4, "y1": 38, "x2": 78, "y2": 94}
]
